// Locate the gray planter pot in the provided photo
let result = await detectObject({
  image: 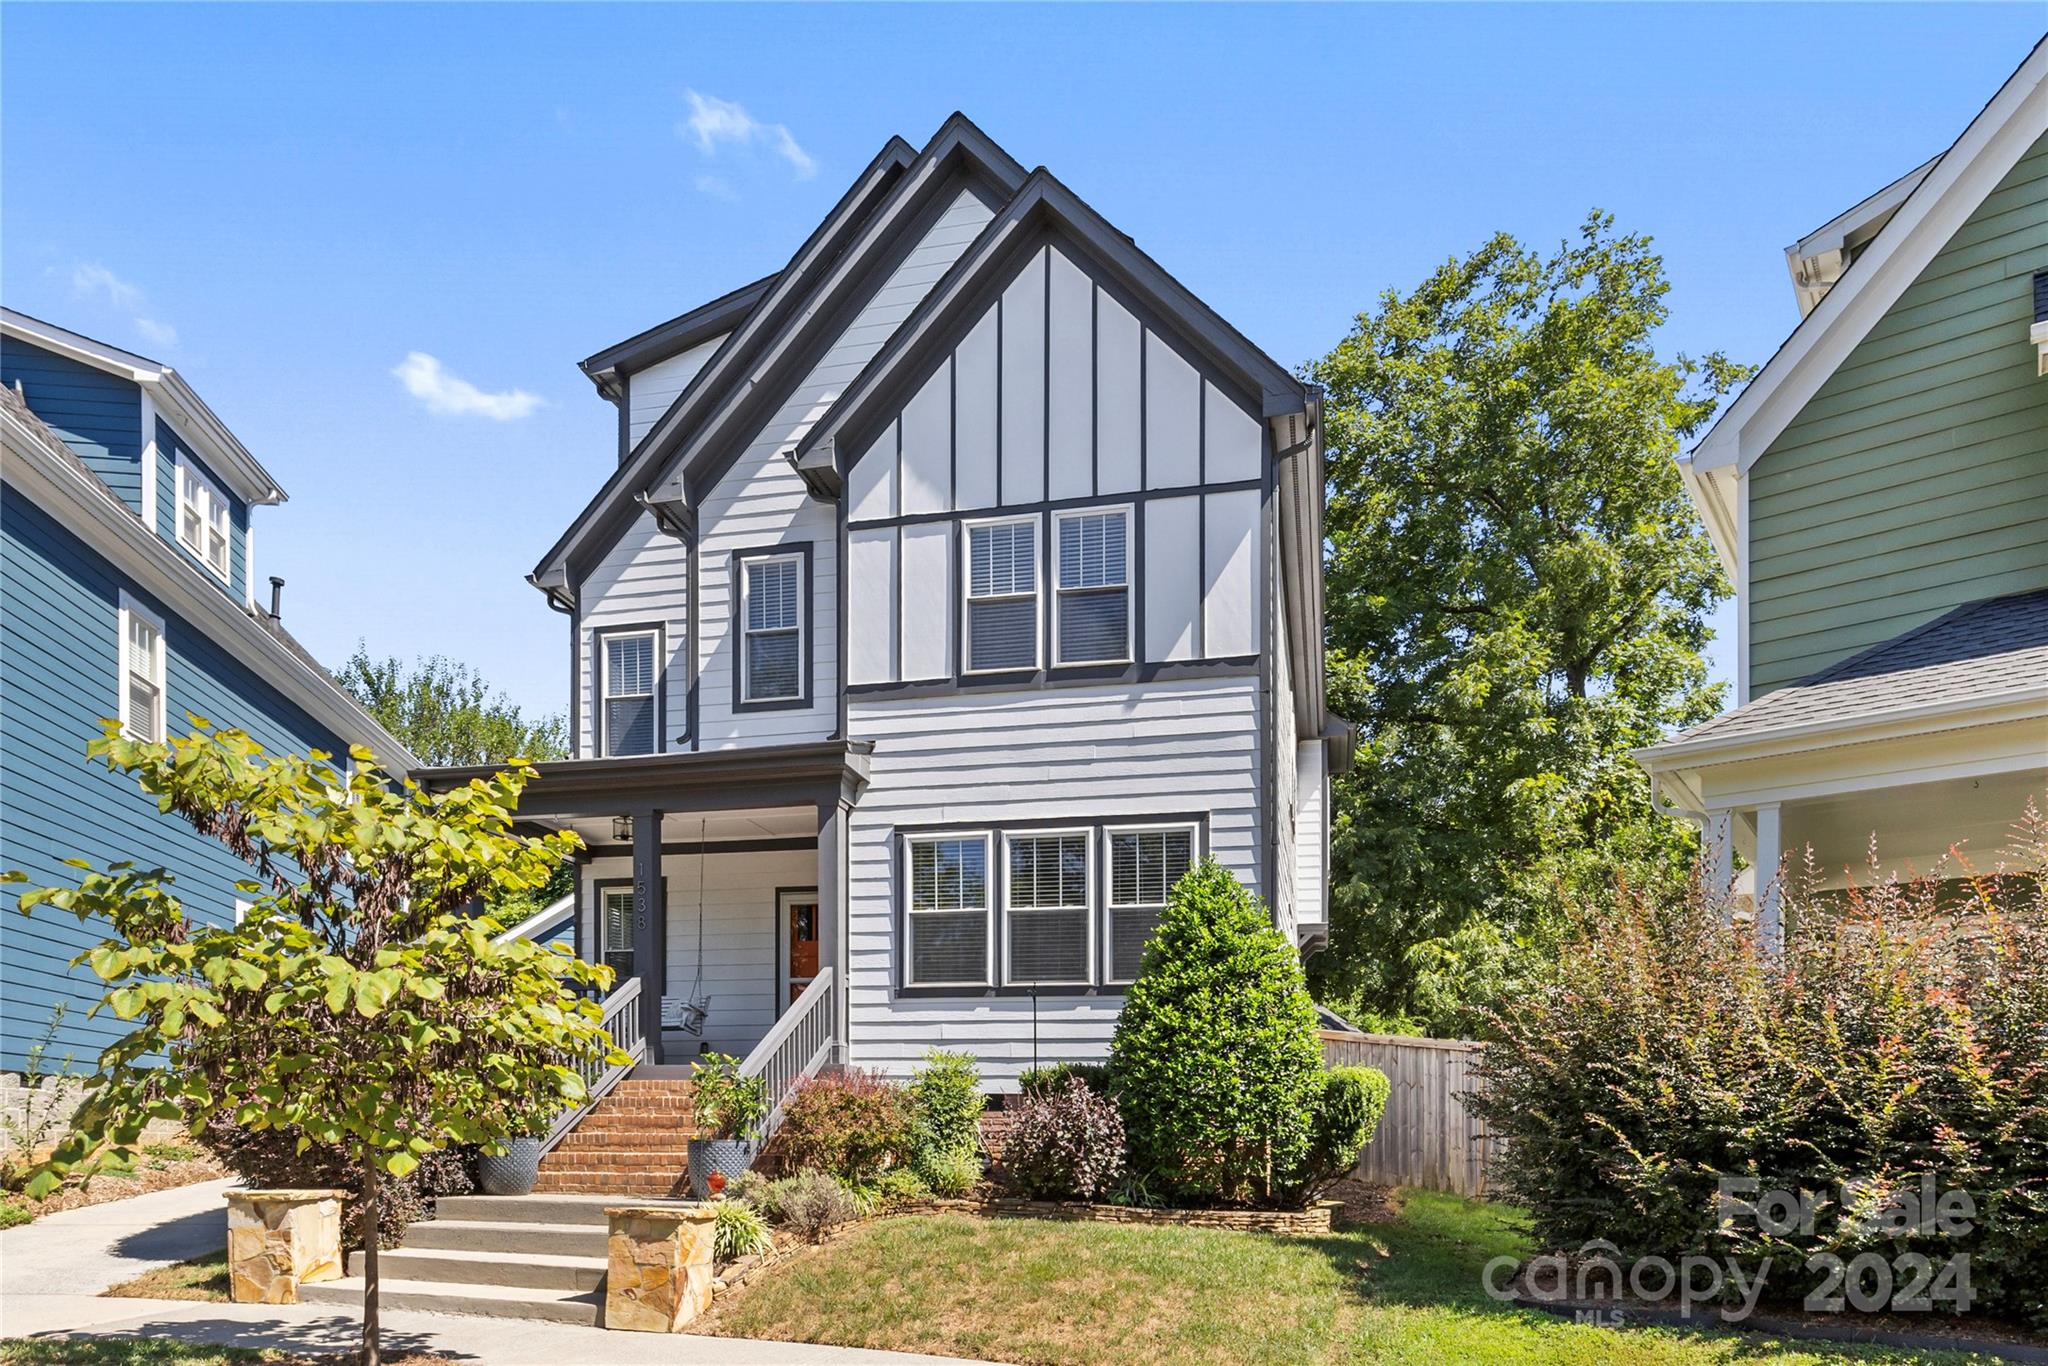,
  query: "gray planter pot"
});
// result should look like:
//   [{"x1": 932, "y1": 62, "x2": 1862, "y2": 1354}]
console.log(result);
[
  {"x1": 688, "y1": 1137, "x2": 758, "y2": 1200},
  {"x1": 477, "y1": 1137, "x2": 543, "y2": 1196}
]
